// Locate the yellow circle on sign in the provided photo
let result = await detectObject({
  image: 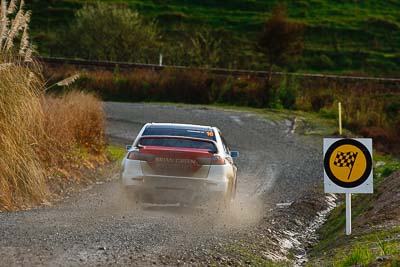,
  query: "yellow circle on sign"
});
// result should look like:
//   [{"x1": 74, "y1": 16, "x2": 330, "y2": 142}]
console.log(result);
[{"x1": 329, "y1": 144, "x2": 367, "y2": 183}]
